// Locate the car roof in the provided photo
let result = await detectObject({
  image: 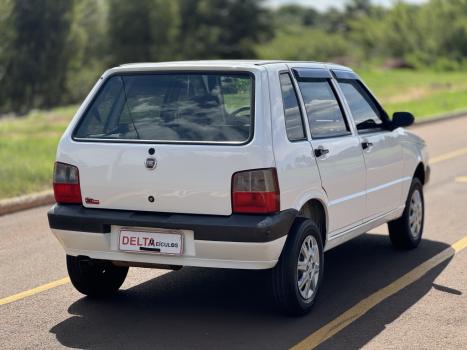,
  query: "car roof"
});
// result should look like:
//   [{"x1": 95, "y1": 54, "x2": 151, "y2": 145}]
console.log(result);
[{"x1": 116, "y1": 60, "x2": 353, "y2": 72}]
